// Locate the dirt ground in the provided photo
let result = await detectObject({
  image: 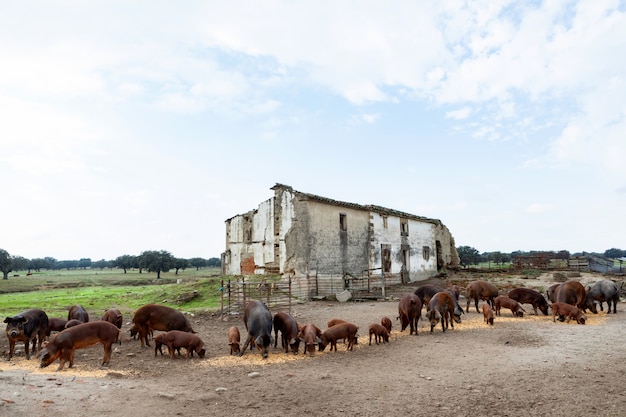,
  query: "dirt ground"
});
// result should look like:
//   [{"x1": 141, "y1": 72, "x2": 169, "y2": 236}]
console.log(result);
[{"x1": 1, "y1": 272, "x2": 625, "y2": 417}]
